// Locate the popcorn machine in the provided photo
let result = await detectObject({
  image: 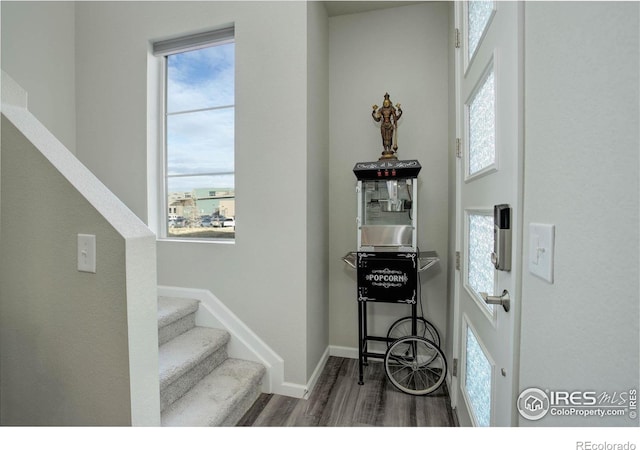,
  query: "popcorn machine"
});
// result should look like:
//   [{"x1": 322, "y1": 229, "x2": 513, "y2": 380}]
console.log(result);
[{"x1": 342, "y1": 94, "x2": 446, "y2": 395}]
